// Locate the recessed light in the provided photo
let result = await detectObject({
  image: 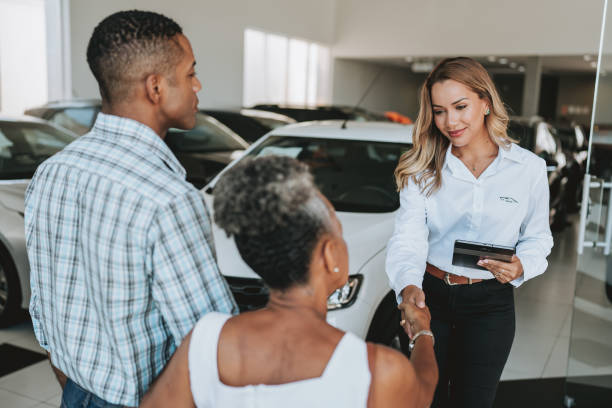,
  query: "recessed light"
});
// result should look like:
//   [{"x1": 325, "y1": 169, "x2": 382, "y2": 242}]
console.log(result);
[
  {"x1": 487, "y1": 56, "x2": 497, "y2": 62},
  {"x1": 509, "y1": 62, "x2": 517, "y2": 68},
  {"x1": 584, "y1": 55, "x2": 592, "y2": 62},
  {"x1": 499, "y1": 57, "x2": 508, "y2": 64},
  {"x1": 591, "y1": 61, "x2": 598, "y2": 68},
  {"x1": 518, "y1": 66, "x2": 525, "y2": 72},
  {"x1": 404, "y1": 56, "x2": 414, "y2": 63},
  {"x1": 412, "y1": 61, "x2": 435, "y2": 73}
]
